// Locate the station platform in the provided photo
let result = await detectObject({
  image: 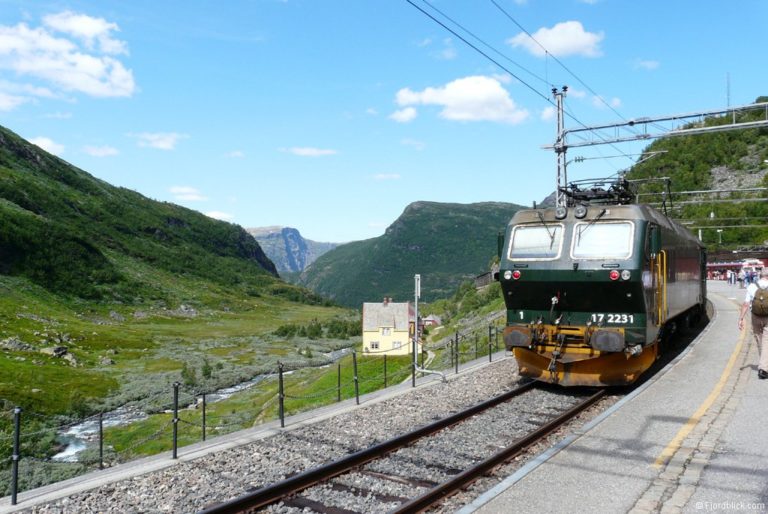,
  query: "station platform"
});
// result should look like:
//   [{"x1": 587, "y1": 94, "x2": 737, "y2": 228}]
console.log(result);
[{"x1": 463, "y1": 280, "x2": 768, "y2": 514}]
